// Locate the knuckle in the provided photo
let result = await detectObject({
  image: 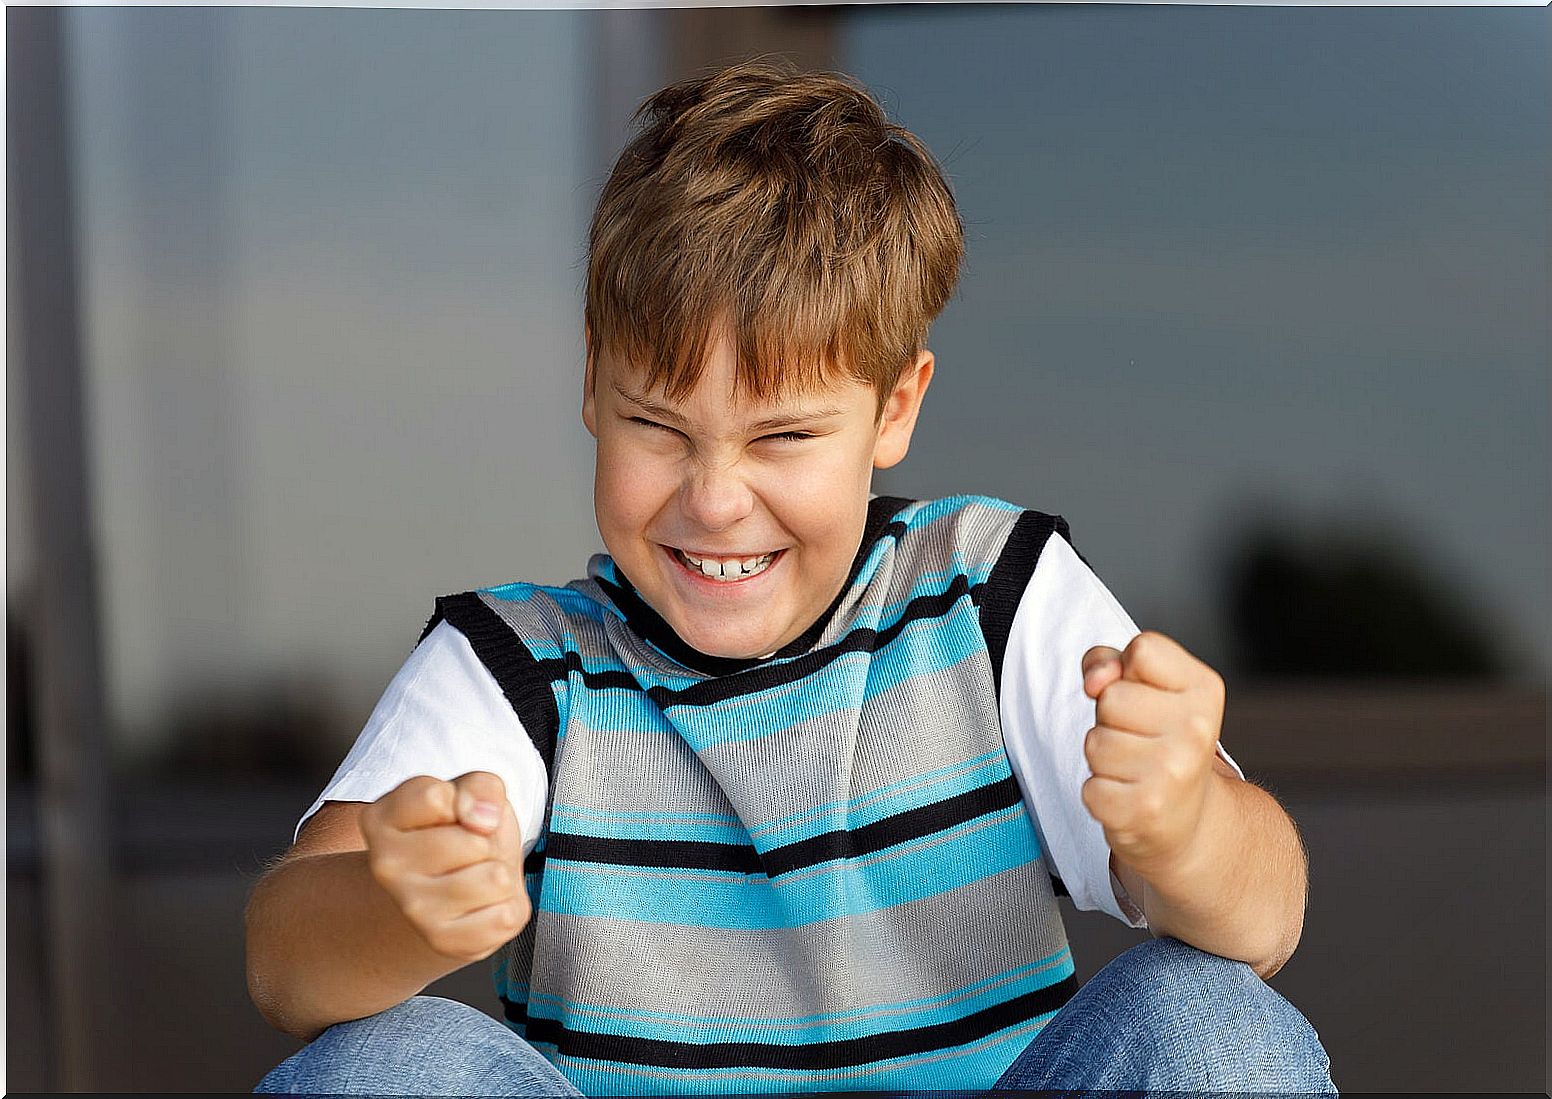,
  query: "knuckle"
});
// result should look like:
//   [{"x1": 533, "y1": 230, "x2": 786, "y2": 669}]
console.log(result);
[
  {"x1": 492, "y1": 901, "x2": 525, "y2": 938},
  {"x1": 397, "y1": 775, "x2": 440, "y2": 801},
  {"x1": 1139, "y1": 790, "x2": 1166, "y2": 820},
  {"x1": 367, "y1": 850, "x2": 401, "y2": 887},
  {"x1": 424, "y1": 928, "x2": 467, "y2": 961},
  {"x1": 486, "y1": 861, "x2": 516, "y2": 895},
  {"x1": 399, "y1": 894, "x2": 432, "y2": 930},
  {"x1": 457, "y1": 770, "x2": 507, "y2": 803},
  {"x1": 1082, "y1": 728, "x2": 1102, "y2": 767}
]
